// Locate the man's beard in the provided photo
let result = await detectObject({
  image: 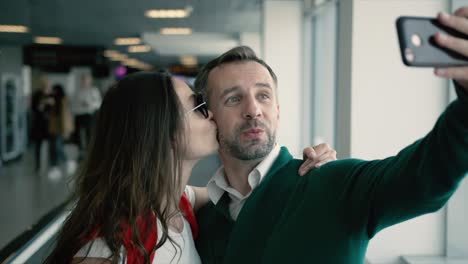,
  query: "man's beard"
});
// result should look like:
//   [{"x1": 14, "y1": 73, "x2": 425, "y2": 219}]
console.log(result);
[{"x1": 218, "y1": 120, "x2": 276, "y2": 161}]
